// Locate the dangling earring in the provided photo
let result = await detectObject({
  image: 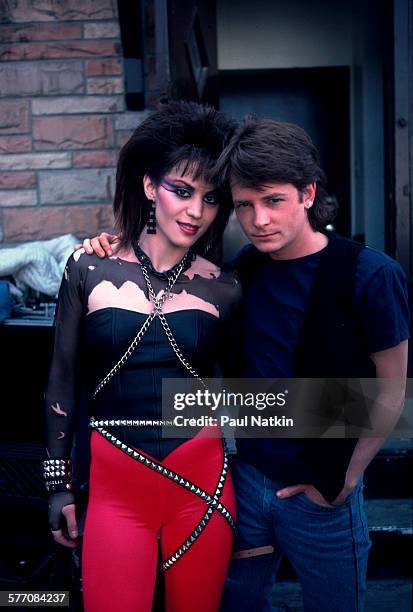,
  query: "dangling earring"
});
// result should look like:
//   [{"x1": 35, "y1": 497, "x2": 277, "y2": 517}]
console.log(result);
[{"x1": 146, "y1": 199, "x2": 156, "y2": 234}]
